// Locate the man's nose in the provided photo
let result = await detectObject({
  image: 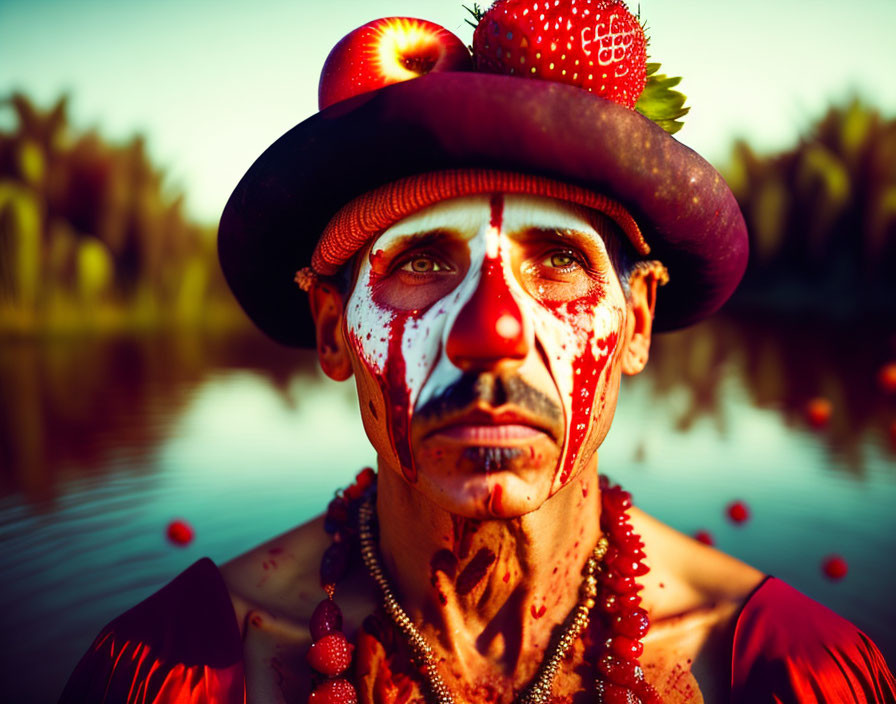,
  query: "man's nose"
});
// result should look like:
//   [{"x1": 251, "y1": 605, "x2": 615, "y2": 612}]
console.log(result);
[{"x1": 445, "y1": 258, "x2": 528, "y2": 370}]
